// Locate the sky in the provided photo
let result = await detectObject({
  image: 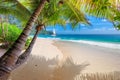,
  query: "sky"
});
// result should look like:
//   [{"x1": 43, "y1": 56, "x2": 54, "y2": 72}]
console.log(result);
[{"x1": 46, "y1": 16, "x2": 120, "y2": 34}]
